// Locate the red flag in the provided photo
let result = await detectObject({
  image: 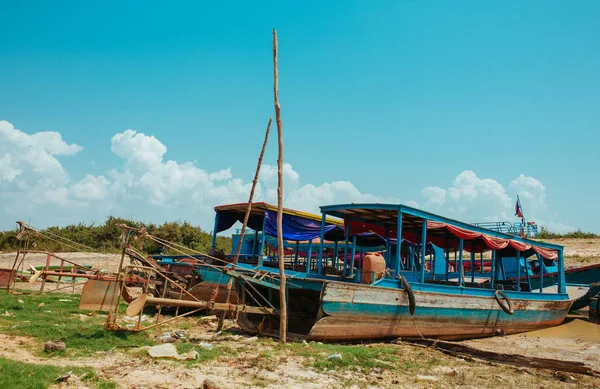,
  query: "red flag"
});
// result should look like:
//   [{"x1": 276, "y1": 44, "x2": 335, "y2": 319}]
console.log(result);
[{"x1": 514, "y1": 199, "x2": 523, "y2": 218}]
